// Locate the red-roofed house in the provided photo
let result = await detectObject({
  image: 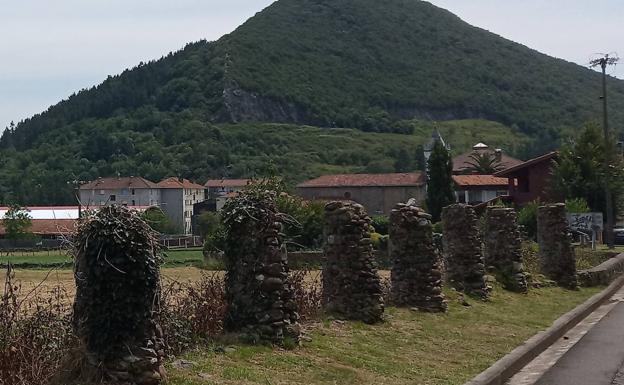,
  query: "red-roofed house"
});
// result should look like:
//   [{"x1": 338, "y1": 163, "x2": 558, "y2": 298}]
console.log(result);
[
  {"x1": 452, "y1": 175, "x2": 510, "y2": 205},
  {"x1": 79, "y1": 176, "x2": 206, "y2": 234},
  {"x1": 494, "y1": 152, "x2": 560, "y2": 206},
  {"x1": 205, "y1": 179, "x2": 252, "y2": 200},
  {"x1": 79, "y1": 176, "x2": 161, "y2": 207},
  {"x1": 452, "y1": 143, "x2": 523, "y2": 175},
  {"x1": 296, "y1": 173, "x2": 426, "y2": 215}
]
